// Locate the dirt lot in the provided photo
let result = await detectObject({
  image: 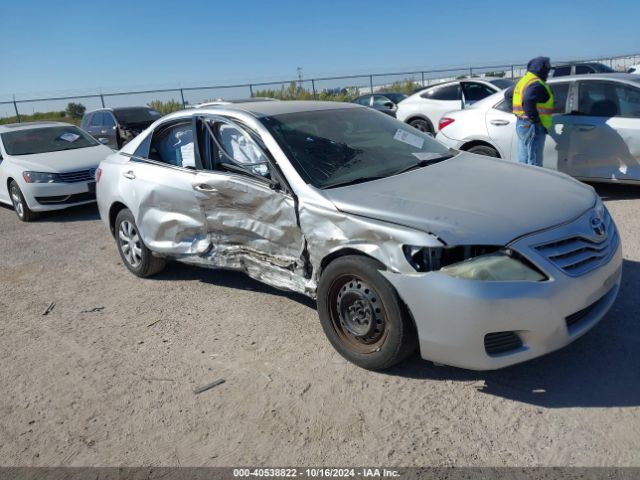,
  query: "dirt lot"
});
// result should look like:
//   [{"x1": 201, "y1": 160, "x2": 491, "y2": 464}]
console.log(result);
[{"x1": 0, "y1": 183, "x2": 639, "y2": 467}]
